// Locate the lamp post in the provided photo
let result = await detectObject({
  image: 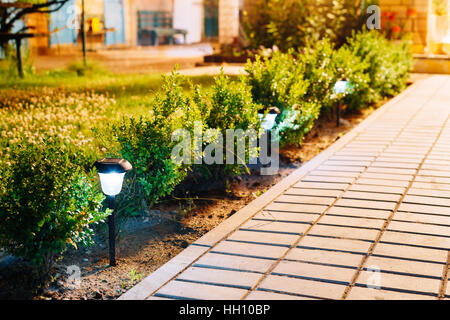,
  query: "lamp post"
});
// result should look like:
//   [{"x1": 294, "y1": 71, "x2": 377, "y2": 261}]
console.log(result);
[
  {"x1": 81, "y1": 0, "x2": 87, "y2": 66},
  {"x1": 94, "y1": 158, "x2": 132, "y2": 266},
  {"x1": 333, "y1": 80, "x2": 350, "y2": 128}
]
